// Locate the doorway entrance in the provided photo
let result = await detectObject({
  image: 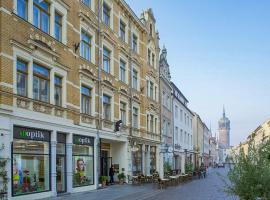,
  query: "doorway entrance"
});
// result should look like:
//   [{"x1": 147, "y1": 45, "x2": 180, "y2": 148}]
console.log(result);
[
  {"x1": 56, "y1": 155, "x2": 66, "y2": 193},
  {"x1": 100, "y1": 150, "x2": 112, "y2": 176},
  {"x1": 56, "y1": 133, "x2": 66, "y2": 194}
]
